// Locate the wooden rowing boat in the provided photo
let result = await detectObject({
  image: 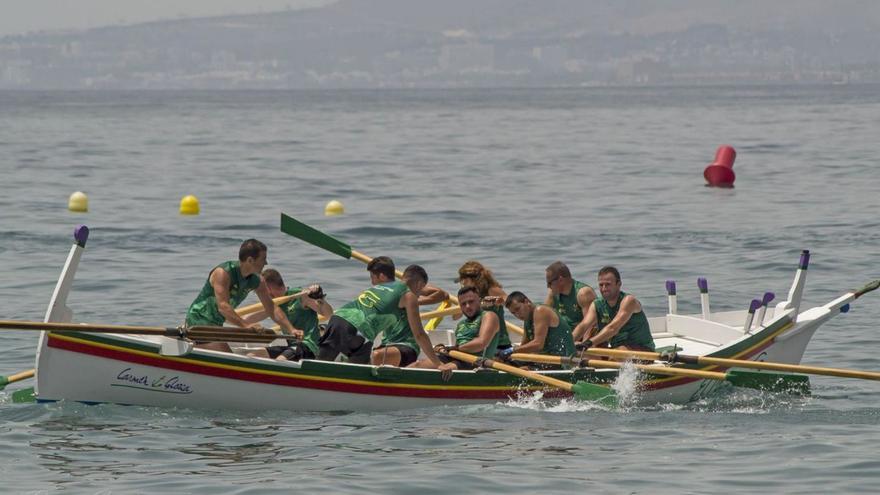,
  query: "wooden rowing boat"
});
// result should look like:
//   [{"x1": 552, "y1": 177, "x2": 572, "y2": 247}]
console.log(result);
[{"x1": 17, "y1": 225, "x2": 865, "y2": 411}]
